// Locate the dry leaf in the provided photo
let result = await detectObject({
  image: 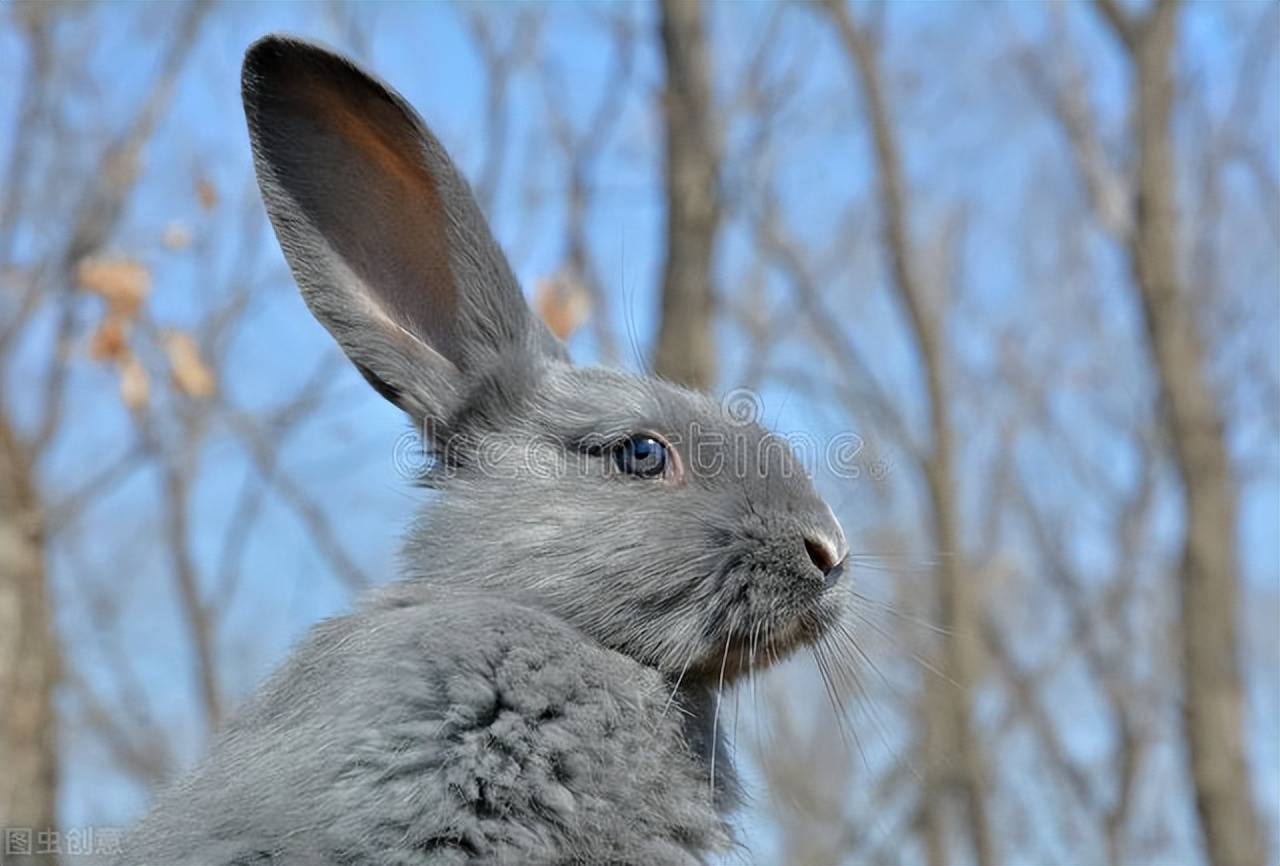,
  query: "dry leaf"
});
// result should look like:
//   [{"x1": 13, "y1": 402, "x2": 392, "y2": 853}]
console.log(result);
[
  {"x1": 196, "y1": 177, "x2": 219, "y2": 211},
  {"x1": 534, "y1": 274, "x2": 590, "y2": 341},
  {"x1": 119, "y1": 356, "x2": 149, "y2": 411},
  {"x1": 162, "y1": 222, "x2": 192, "y2": 250},
  {"x1": 77, "y1": 257, "x2": 150, "y2": 317},
  {"x1": 163, "y1": 330, "x2": 216, "y2": 398},
  {"x1": 89, "y1": 315, "x2": 130, "y2": 363}
]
